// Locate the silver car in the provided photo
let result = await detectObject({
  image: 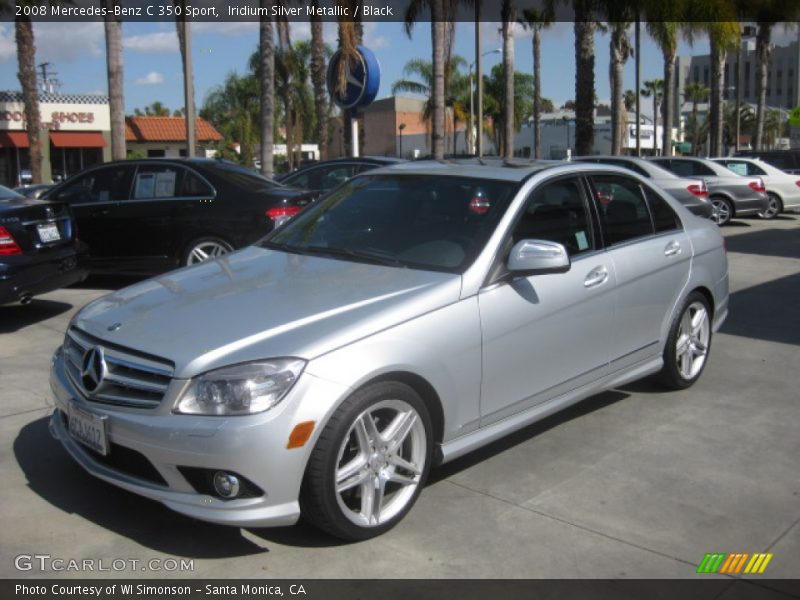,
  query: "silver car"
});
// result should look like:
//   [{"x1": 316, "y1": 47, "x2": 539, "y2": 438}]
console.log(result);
[
  {"x1": 48, "y1": 162, "x2": 729, "y2": 540},
  {"x1": 712, "y1": 157, "x2": 800, "y2": 219},
  {"x1": 649, "y1": 157, "x2": 769, "y2": 226},
  {"x1": 574, "y1": 156, "x2": 713, "y2": 218}
]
